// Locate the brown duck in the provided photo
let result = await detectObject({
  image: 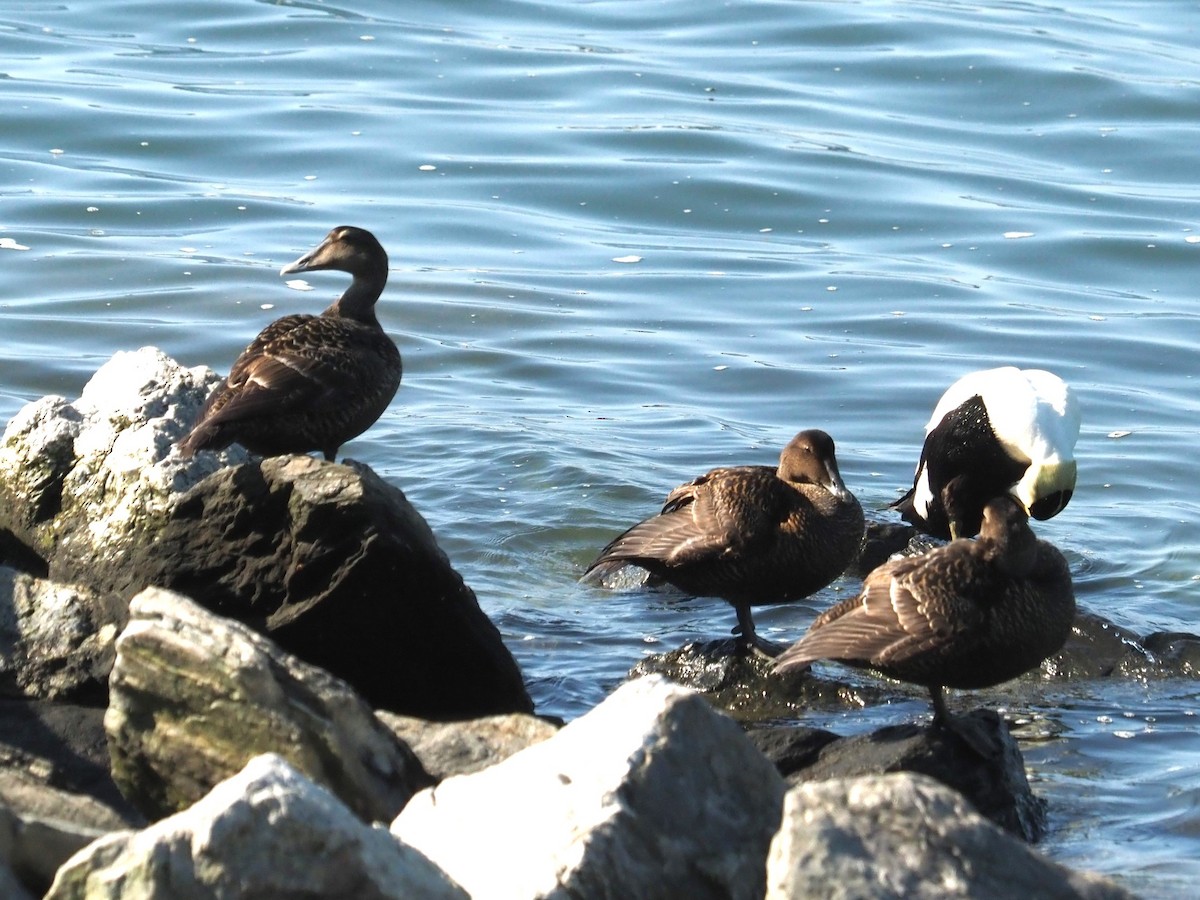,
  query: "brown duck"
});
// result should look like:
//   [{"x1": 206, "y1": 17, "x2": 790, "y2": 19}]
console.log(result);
[
  {"x1": 178, "y1": 226, "x2": 401, "y2": 461},
  {"x1": 774, "y1": 486, "x2": 1075, "y2": 730},
  {"x1": 584, "y1": 429, "x2": 865, "y2": 653}
]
